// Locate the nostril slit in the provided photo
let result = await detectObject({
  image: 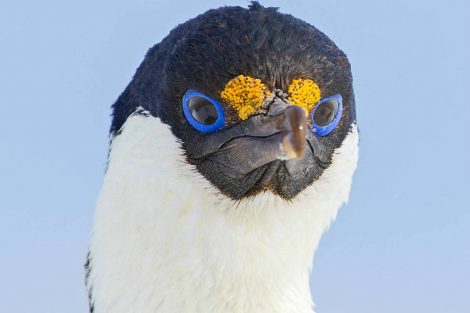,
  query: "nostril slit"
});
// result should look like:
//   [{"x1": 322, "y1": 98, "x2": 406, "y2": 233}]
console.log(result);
[{"x1": 265, "y1": 90, "x2": 294, "y2": 116}]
